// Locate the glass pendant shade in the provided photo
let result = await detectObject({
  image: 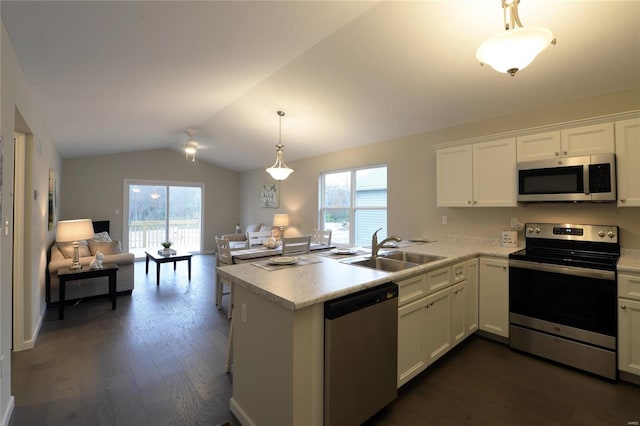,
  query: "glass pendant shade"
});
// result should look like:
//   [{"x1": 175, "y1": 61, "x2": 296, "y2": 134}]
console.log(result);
[
  {"x1": 266, "y1": 110, "x2": 294, "y2": 181},
  {"x1": 477, "y1": 26, "x2": 554, "y2": 76},
  {"x1": 266, "y1": 144, "x2": 294, "y2": 180}
]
